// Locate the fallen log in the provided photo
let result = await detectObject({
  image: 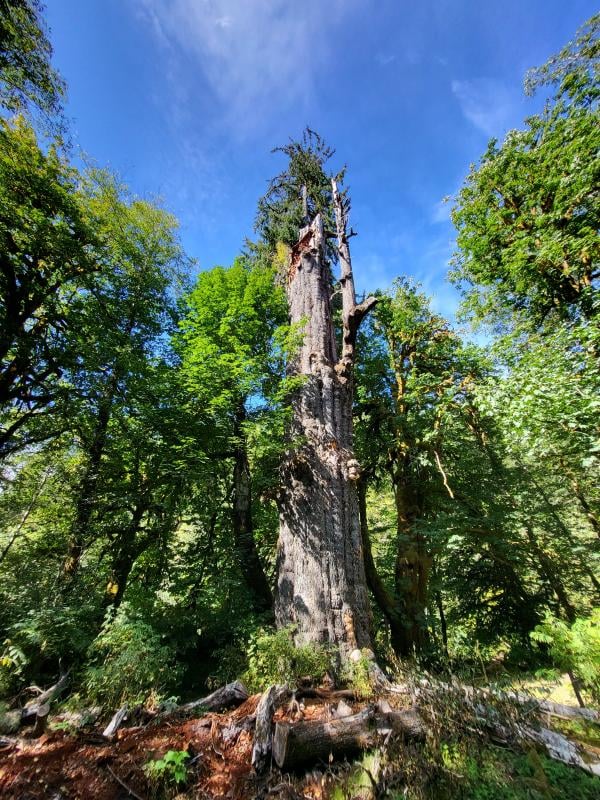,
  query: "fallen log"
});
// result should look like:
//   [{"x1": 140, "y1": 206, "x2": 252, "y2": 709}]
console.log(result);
[
  {"x1": 508, "y1": 692, "x2": 599, "y2": 723},
  {"x1": 32, "y1": 703, "x2": 50, "y2": 738},
  {"x1": 181, "y1": 680, "x2": 249, "y2": 714},
  {"x1": 272, "y1": 705, "x2": 425, "y2": 771},
  {"x1": 20, "y1": 671, "x2": 70, "y2": 727},
  {"x1": 102, "y1": 705, "x2": 128, "y2": 739},
  {"x1": 408, "y1": 678, "x2": 600, "y2": 776},
  {"x1": 520, "y1": 723, "x2": 600, "y2": 777},
  {"x1": 397, "y1": 677, "x2": 600, "y2": 723},
  {"x1": 252, "y1": 684, "x2": 289, "y2": 773}
]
